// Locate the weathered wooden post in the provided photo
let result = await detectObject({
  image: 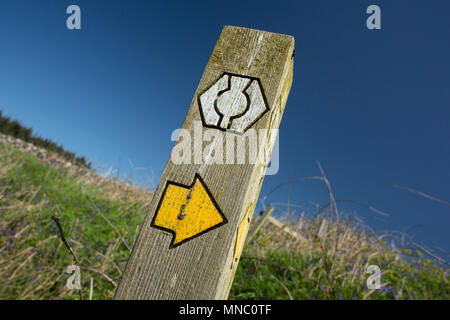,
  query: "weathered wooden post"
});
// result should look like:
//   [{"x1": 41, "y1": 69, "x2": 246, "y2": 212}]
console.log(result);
[
  {"x1": 114, "y1": 25, "x2": 294, "y2": 300},
  {"x1": 246, "y1": 204, "x2": 274, "y2": 244}
]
